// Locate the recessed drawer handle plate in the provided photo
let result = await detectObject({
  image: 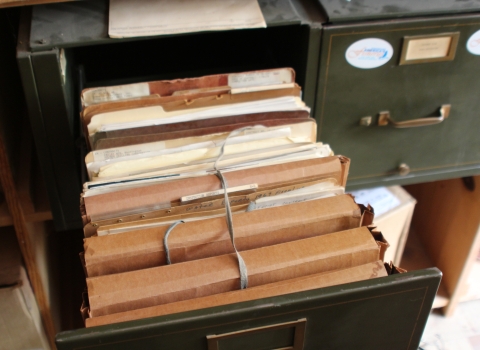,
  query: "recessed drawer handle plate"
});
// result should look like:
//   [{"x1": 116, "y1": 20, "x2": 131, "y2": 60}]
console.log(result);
[
  {"x1": 206, "y1": 318, "x2": 307, "y2": 350},
  {"x1": 378, "y1": 104, "x2": 451, "y2": 128}
]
